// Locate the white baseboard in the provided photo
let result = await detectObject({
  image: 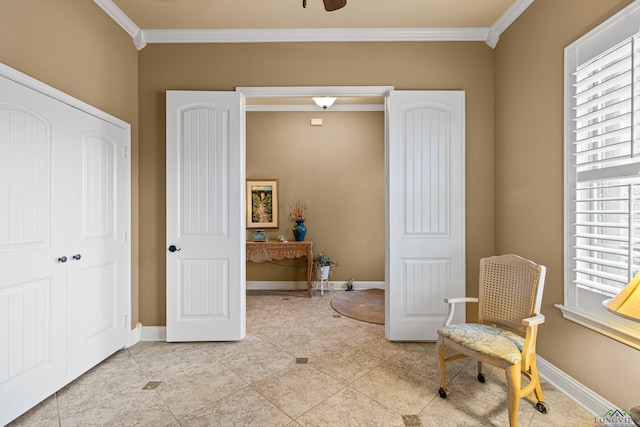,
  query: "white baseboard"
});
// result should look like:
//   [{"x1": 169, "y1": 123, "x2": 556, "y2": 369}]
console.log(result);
[
  {"x1": 246, "y1": 280, "x2": 385, "y2": 291},
  {"x1": 126, "y1": 323, "x2": 141, "y2": 347},
  {"x1": 140, "y1": 325, "x2": 167, "y2": 341},
  {"x1": 537, "y1": 355, "x2": 614, "y2": 417},
  {"x1": 246, "y1": 280, "x2": 307, "y2": 291}
]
